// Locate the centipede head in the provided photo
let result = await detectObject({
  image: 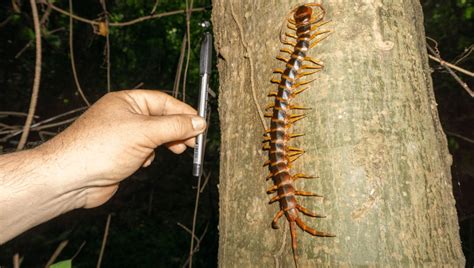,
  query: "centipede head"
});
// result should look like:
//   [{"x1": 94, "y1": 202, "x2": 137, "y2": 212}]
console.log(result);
[{"x1": 294, "y1": 5, "x2": 312, "y2": 24}]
